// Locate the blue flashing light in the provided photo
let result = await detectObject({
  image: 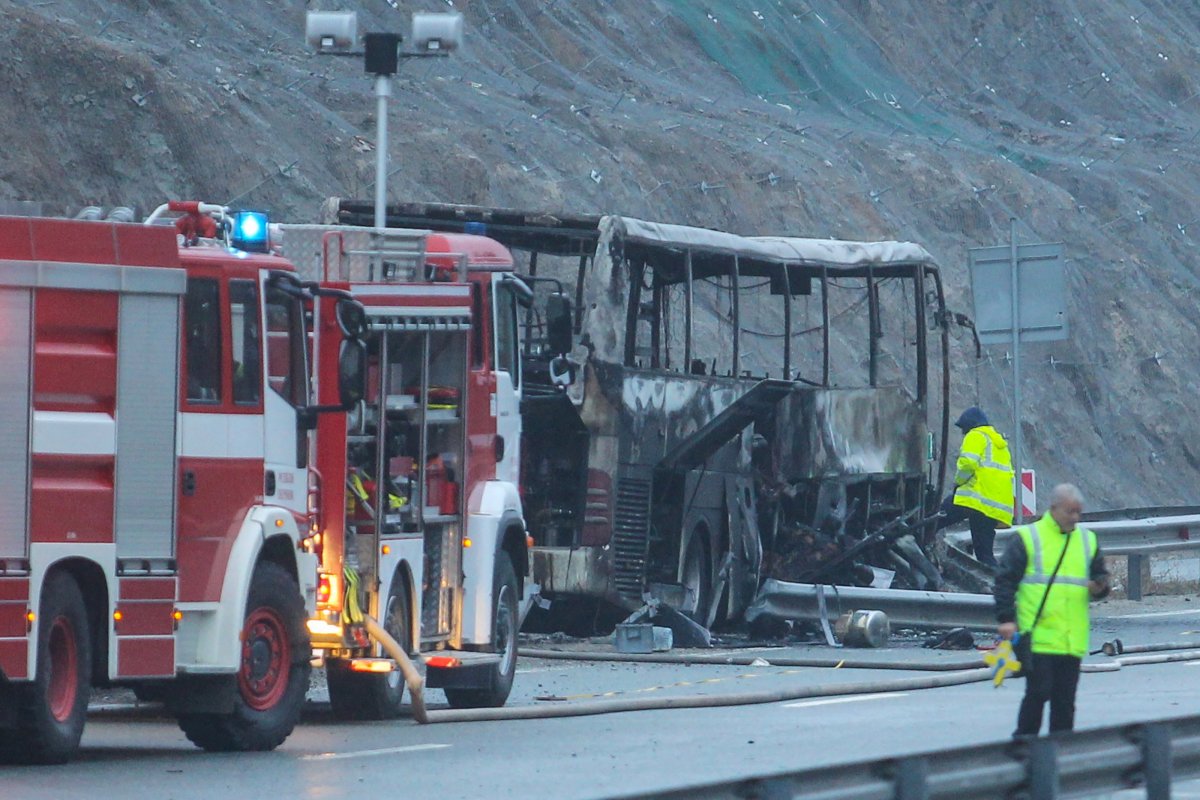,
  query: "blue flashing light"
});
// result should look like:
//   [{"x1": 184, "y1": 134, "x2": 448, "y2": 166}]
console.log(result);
[
  {"x1": 231, "y1": 211, "x2": 270, "y2": 253},
  {"x1": 463, "y1": 221, "x2": 487, "y2": 235}
]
